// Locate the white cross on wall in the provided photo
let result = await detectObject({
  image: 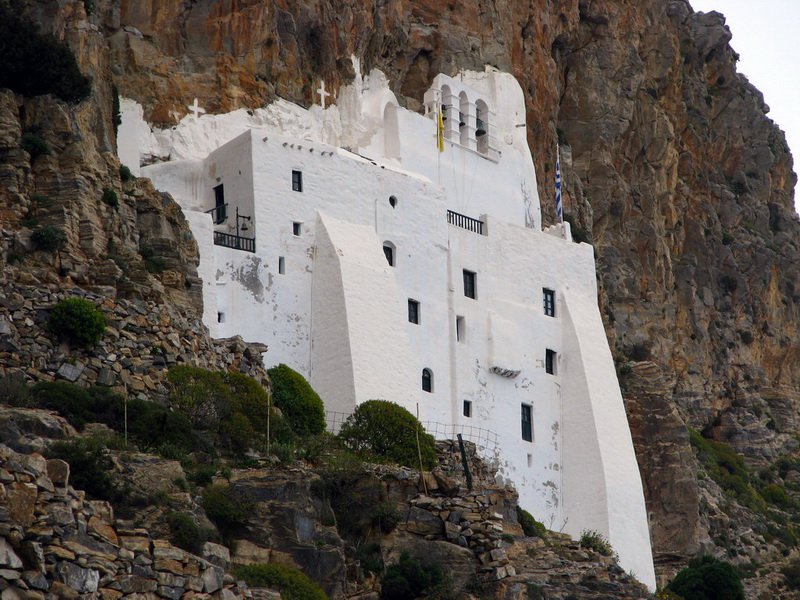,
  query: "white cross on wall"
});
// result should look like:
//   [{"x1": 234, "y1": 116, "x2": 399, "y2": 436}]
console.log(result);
[
  {"x1": 316, "y1": 80, "x2": 331, "y2": 109},
  {"x1": 187, "y1": 98, "x2": 206, "y2": 119}
]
